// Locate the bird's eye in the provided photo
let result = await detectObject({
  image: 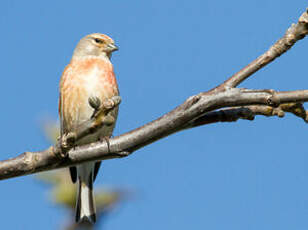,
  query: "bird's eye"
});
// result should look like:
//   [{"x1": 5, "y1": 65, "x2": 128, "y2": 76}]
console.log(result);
[{"x1": 94, "y1": 38, "x2": 104, "y2": 44}]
